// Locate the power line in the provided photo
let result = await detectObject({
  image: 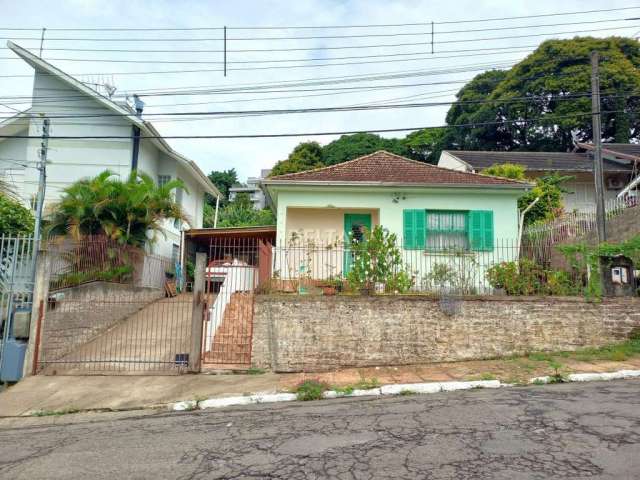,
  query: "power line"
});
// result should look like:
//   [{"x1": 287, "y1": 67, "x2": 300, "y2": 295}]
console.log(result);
[
  {"x1": 0, "y1": 110, "x2": 627, "y2": 140},
  {"x1": 0, "y1": 6, "x2": 636, "y2": 30},
  {"x1": 1, "y1": 22, "x2": 636, "y2": 42},
  {"x1": 1, "y1": 91, "x2": 631, "y2": 122}
]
